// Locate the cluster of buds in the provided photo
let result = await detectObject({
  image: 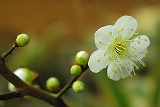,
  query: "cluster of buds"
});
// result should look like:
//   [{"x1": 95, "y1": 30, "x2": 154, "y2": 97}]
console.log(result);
[
  {"x1": 70, "y1": 51, "x2": 89, "y2": 93},
  {"x1": 8, "y1": 67, "x2": 61, "y2": 93},
  {"x1": 8, "y1": 40, "x2": 89, "y2": 94}
]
